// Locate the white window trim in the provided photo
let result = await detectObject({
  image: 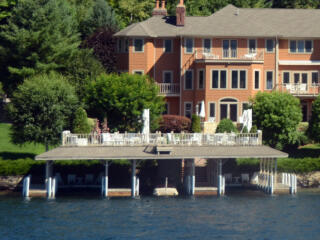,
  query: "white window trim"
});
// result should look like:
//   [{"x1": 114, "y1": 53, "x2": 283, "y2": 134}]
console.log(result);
[
  {"x1": 230, "y1": 69, "x2": 248, "y2": 90},
  {"x1": 197, "y1": 69, "x2": 205, "y2": 89},
  {"x1": 288, "y1": 39, "x2": 313, "y2": 54},
  {"x1": 132, "y1": 70, "x2": 144, "y2": 75},
  {"x1": 265, "y1": 70, "x2": 274, "y2": 90},
  {"x1": 184, "y1": 102, "x2": 193, "y2": 118},
  {"x1": 184, "y1": 38, "x2": 194, "y2": 54},
  {"x1": 265, "y1": 39, "x2": 275, "y2": 53},
  {"x1": 162, "y1": 70, "x2": 173, "y2": 83},
  {"x1": 248, "y1": 39, "x2": 257, "y2": 54},
  {"x1": 184, "y1": 69, "x2": 193, "y2": 90},
  {"x1": 253, "y1": 69, "x2": 261, "y2": 90},
  {"x1": 208, "y1": 101, "x2": 216, "y2": 122},
  {"x1": 163, "y1": 39, "x2": 173, "y2": 53},
  {"x1": 210, "y1": 69, "x2": 228, "y2": 89},
  {"x1": 202, "y1": 38, "x2": 212, "y2": 53},
  {"x1": 133, "y1": 38, "x2": 144, "y2": 53}
]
